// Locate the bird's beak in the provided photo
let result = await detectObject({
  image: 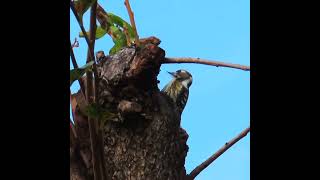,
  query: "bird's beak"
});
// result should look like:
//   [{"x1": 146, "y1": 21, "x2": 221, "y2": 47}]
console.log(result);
[{"x1": 167, "y1": 71, "x2": 176, "y2": 77}]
